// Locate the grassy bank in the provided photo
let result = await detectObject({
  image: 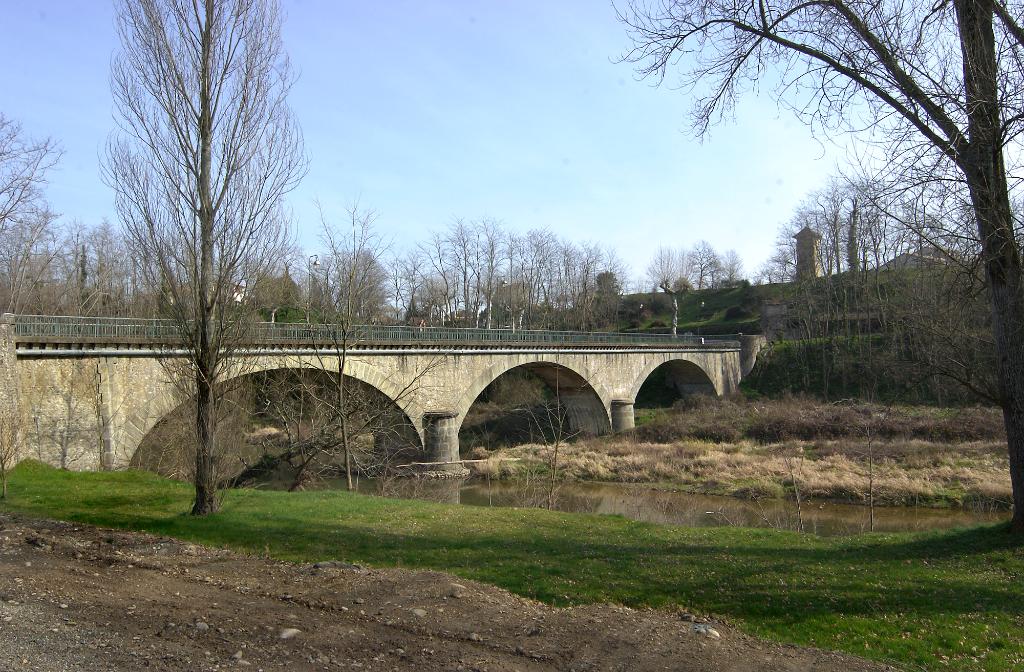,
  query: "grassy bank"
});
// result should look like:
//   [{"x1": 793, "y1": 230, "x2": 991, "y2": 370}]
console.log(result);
[
  {"x1": 3, "y1": 461, "x2": 1023, "y2": 671},
  {"x1": 467, "y1": 398, "x2": 1011, "y2": 508},
  {"x1": 476, "y1": 438, "x2": 1011, "y2": 508}
]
